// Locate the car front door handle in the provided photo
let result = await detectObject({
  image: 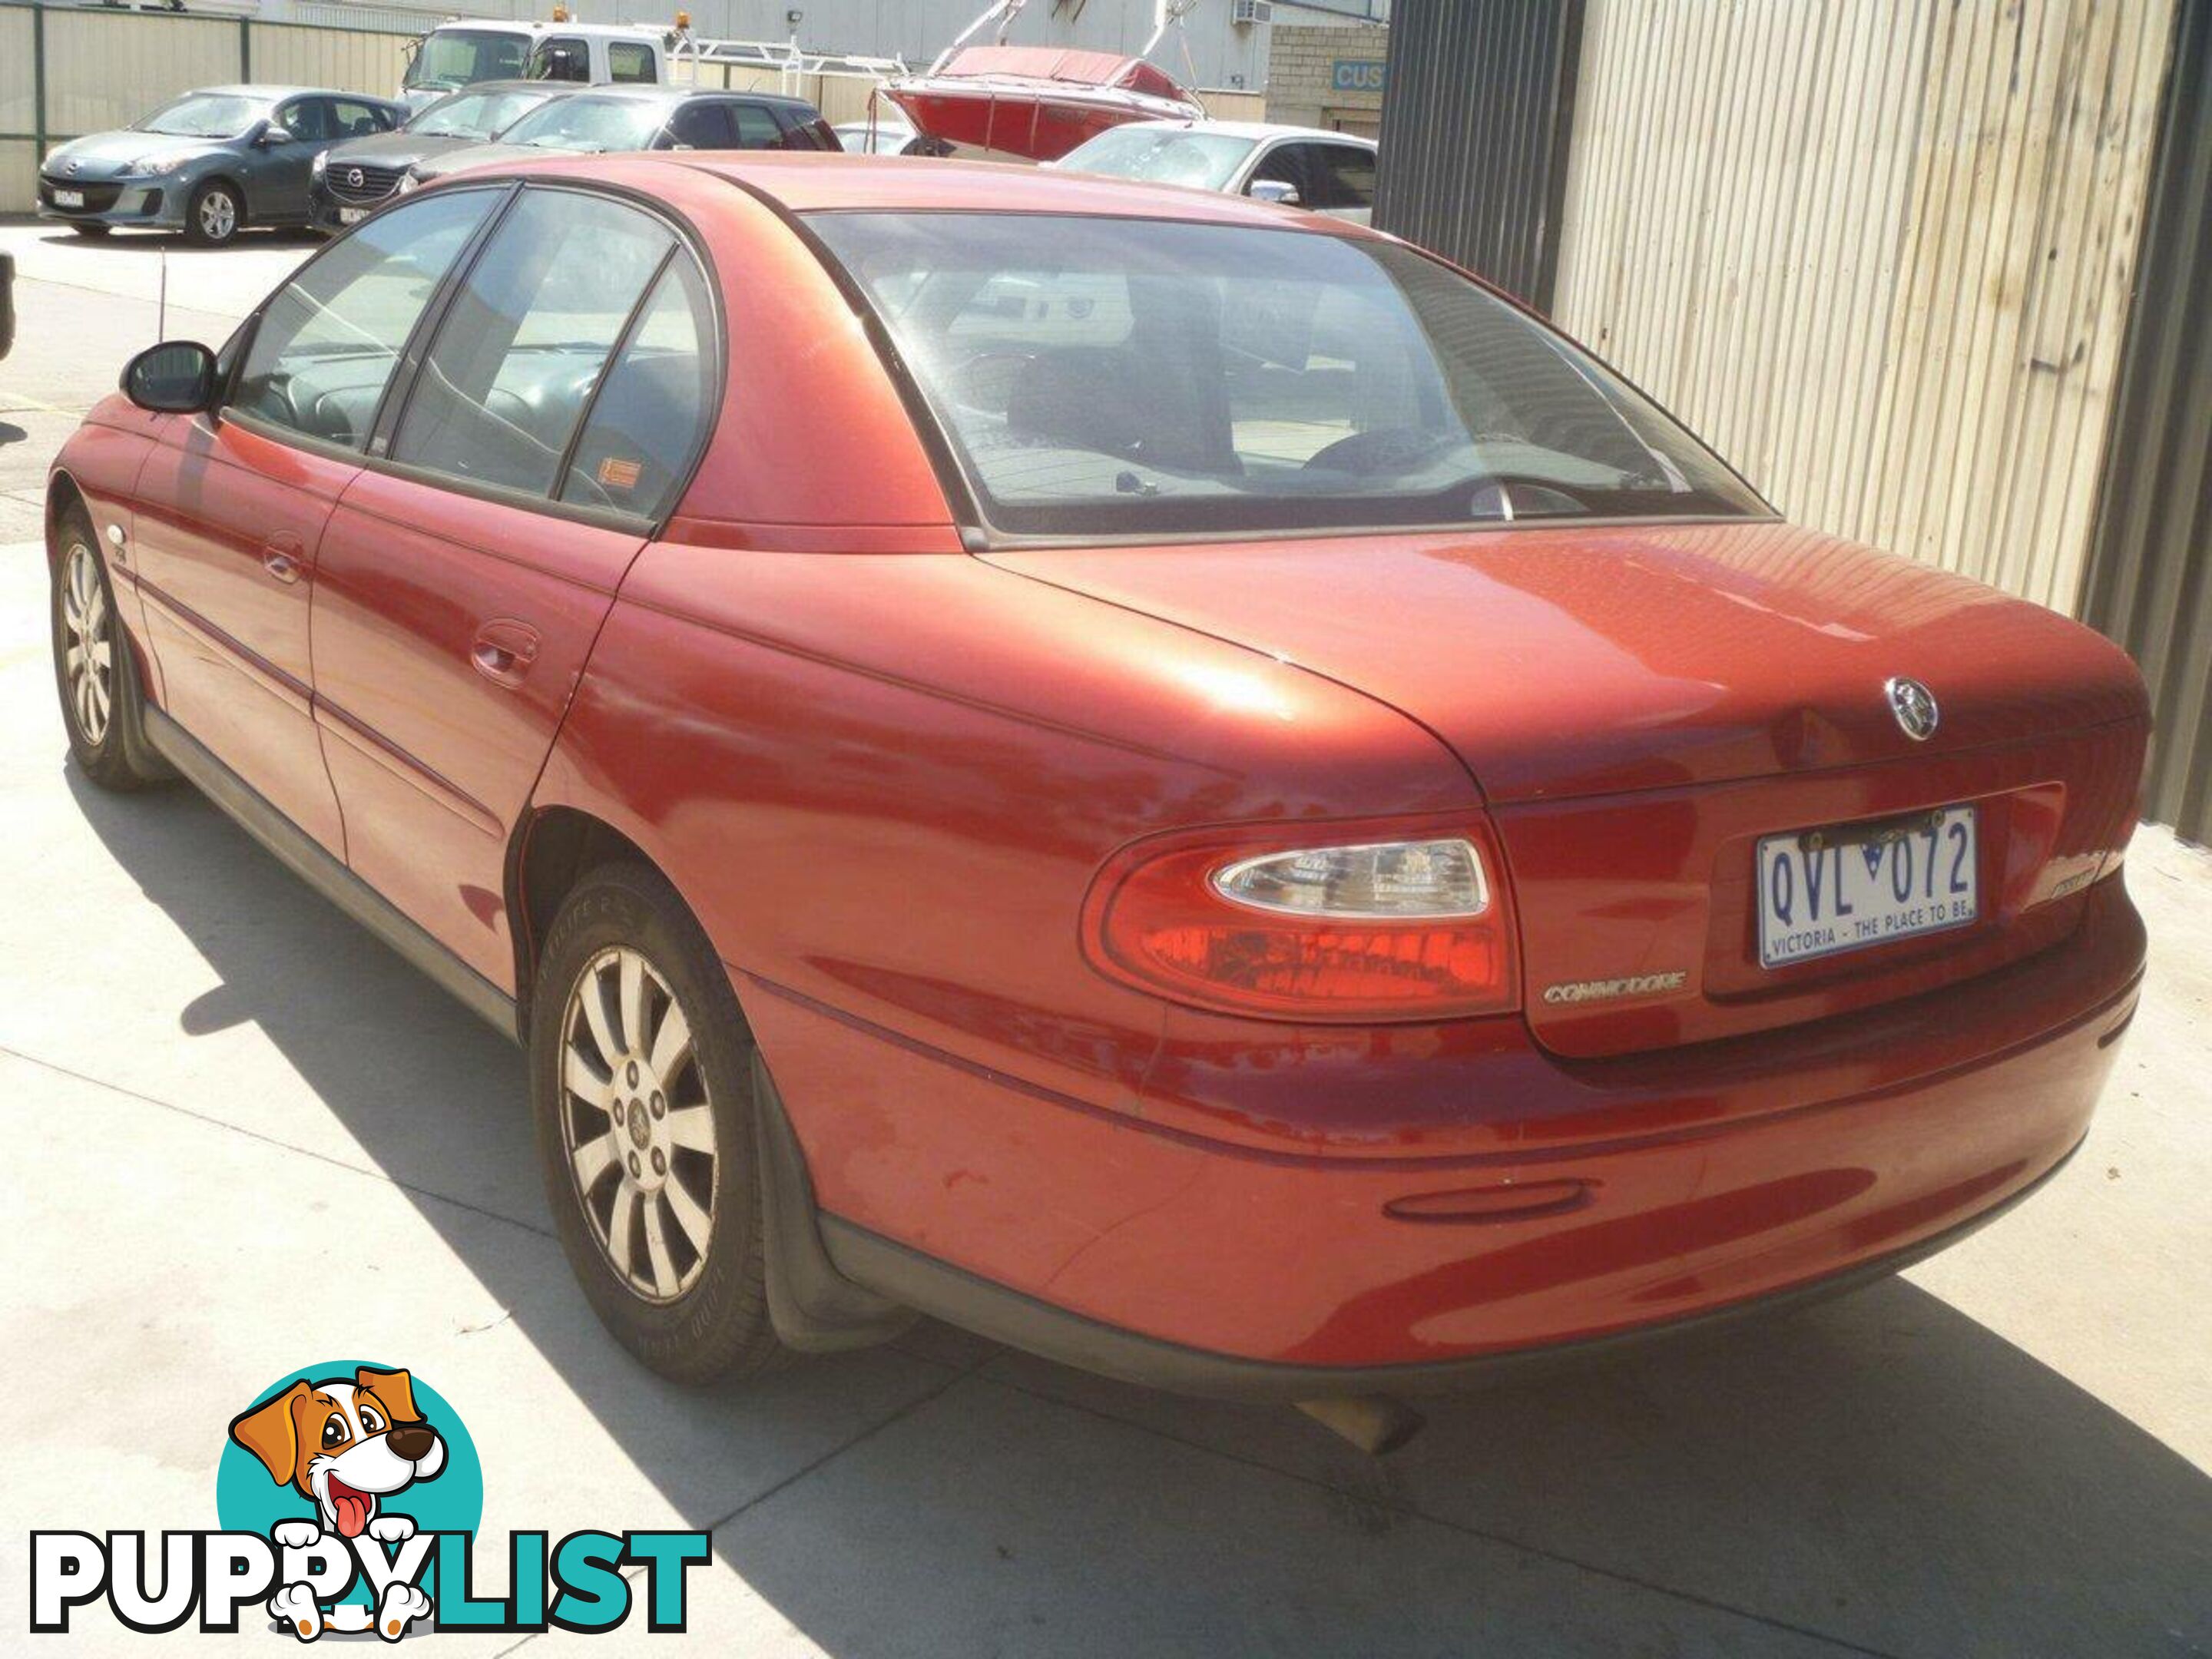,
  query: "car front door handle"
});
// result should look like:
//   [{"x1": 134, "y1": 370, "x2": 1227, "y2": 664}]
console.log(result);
[{"x1": 472, "y1": 619, "x2": 541, "y2": 688}]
